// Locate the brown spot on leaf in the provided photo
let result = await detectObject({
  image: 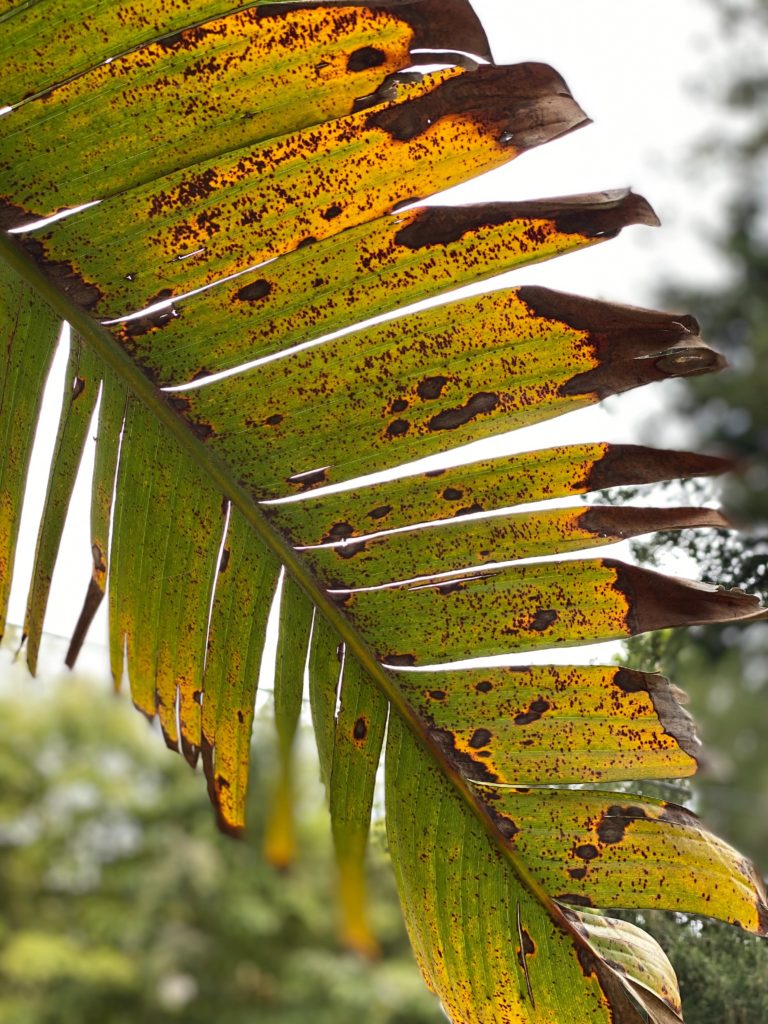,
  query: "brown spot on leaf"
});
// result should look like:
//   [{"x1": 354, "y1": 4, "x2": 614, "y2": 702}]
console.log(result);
[
  {"x1": 517, "y1": 928, "x2": 535, "y2": 961},
  {"x1": 322, "y1": 203, "x2": 342, "y2": 220},
  {"x1": 353, "y1": 717, "x2": 368, "y2": 741},
  {"x1": 531, "y1": 609, "x2": 558, "y2": 631},
  {"x1": 455, "y1": 502, "x2": 484, "y2": 517},
  {"x1": 265, "y1": 413, "x2": 283, "y2": 426},
  {"x1": 219, "y1": 547, "x2": 231, "y2": 573},
  {"x1": 428, "y1": 392, "x2": 498, "y2": 431},
  {"x1": 428, "y1": 690, "x2": 447, "y2": 701},
  {"x1": 597, "y1": 805, "x2": 648, "y2": 845},
  {"x1": 368, "y1": 504, "x2": 392, "y2": 520},
  {"x1": 325, "y1": 521, "x2": 355, "y2": 541},
  {"x1": 568, "y1": 867, "x2": 587, "y2": 880},
  {"x1": 559, "y1": 893, "x2": 594, "y2": 908},
  {"x1": 437, "y1": 580, "x2": 464, "y2": 596},
  {"x1": 386, "y1": 418, "x2": 410, "y2": 437},
  {"x1": 22, "y1": 238, "x2": 103, "y2": 310},
  {"x1": 475, "y1": 680, "x2": 493, "y2": 693},
  {"x1": 390, "y1": 398, "x2": 409, "y2": 413},
  {"x1": 575, "y1": 844, "x2": 599, "y2": 861},
  {"x1": 384, "y1": 653, "x2": 417, "y2": 667},
  {"x1": 514, "y1": 698, "x2": 550, "y2": 726},
  {"x1": 442, "y1": 487, "x2": 463, "y2": 501},
  {"x1": 428, "y1": 726, "x2": 498, "y2": 784},
  {"x1": 236, "y1": 278, "x2": 272, "y2": 302},
  {"x1": 337, "y1": 540, "x2": 367, "y2": 559},
  {"x1": 469, "y1": 728, "x2": 492, "y2": 749},
  {"x1": 494, "y1": 815, "x2": 520, "y2": 840},
  {"x1": 348, "y1": 45, "x2": 386, "y2": 72},
  {"x1": 417, "y1": 375, "x2": 449, "y2": 400},
  {"x1": 288, "y1": 467, "x2": 327, "y2": 490}
]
